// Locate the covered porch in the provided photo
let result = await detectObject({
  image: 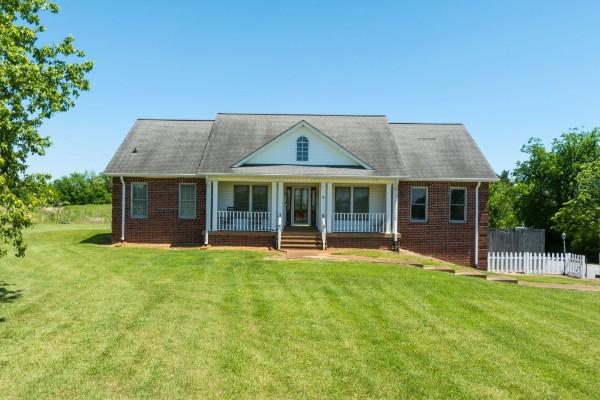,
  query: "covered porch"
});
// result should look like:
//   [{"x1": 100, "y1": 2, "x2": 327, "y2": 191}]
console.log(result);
[{"x1": 204, "y1": 177, "x2": 399, "y2": 247}]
